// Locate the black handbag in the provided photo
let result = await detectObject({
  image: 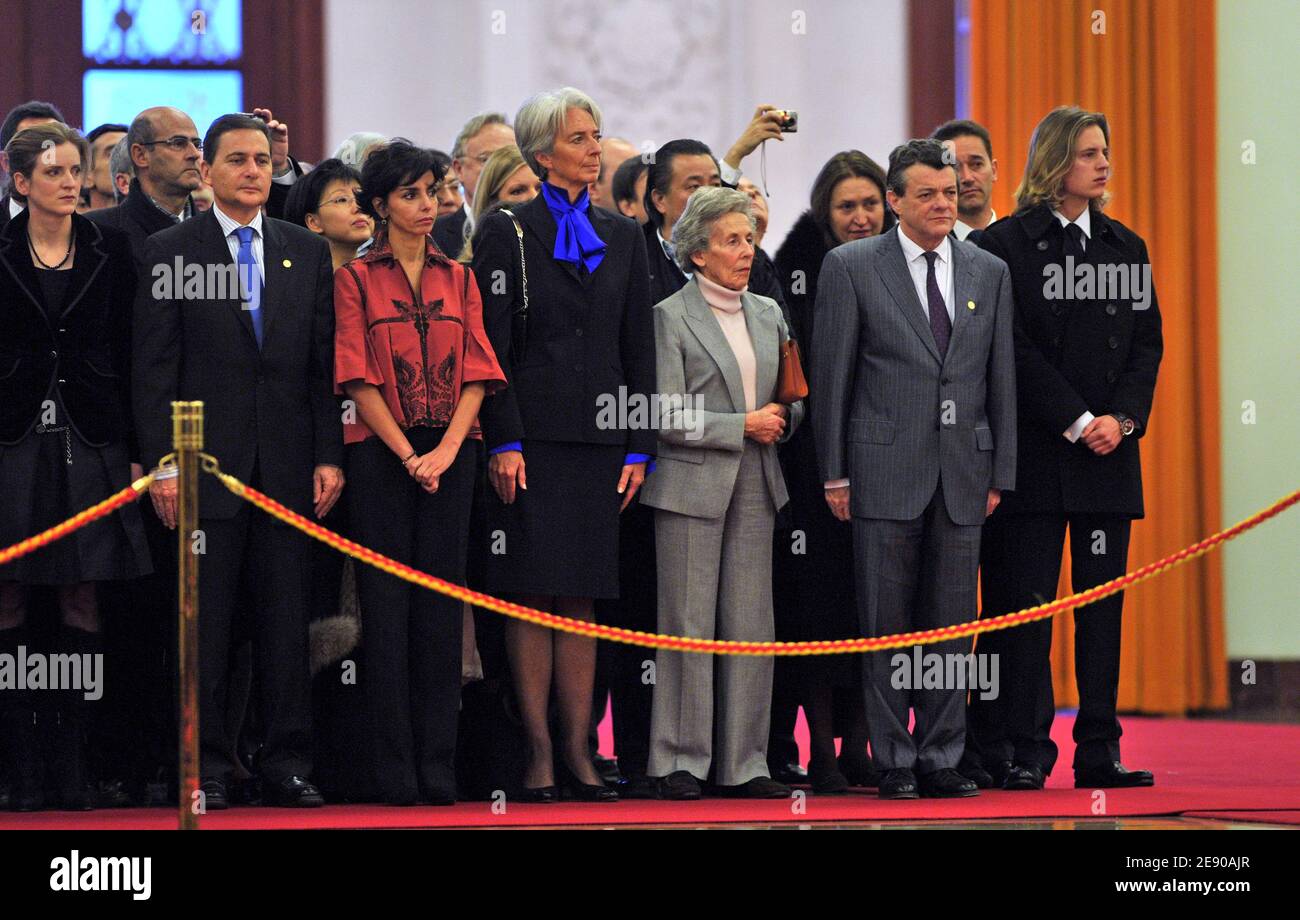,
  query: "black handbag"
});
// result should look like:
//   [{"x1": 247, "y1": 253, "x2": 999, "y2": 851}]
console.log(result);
[{"x1": 499, "y1": 208, "x2": 530, "y2": 364}]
